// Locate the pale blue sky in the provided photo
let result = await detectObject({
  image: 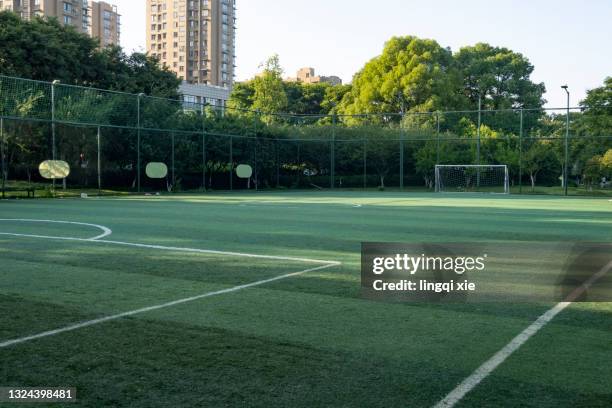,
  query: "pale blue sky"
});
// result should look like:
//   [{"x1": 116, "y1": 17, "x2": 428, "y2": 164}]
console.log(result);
[{"x1": 113, "y1": 0, "x2": 611, "y2": 108}]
